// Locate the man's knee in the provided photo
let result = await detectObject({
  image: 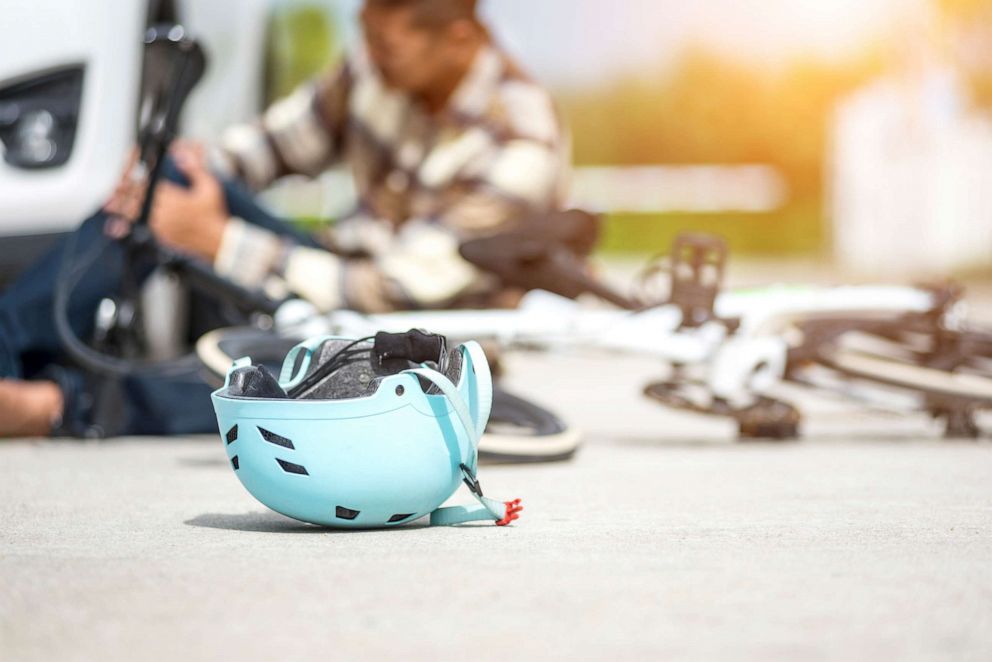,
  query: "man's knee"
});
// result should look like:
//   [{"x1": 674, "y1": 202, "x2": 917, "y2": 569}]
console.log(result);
[{"x1": 0, "y1": 315, "x2": 21, "y2": 379}]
